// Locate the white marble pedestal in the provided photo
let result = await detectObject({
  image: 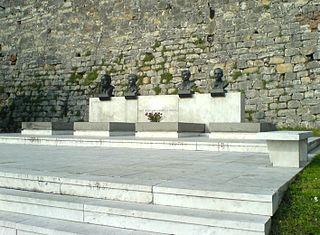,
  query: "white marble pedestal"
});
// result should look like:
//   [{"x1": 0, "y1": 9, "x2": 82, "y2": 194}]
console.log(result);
[{"x1": 256, "y1": 131, "x2": 313, "y2": 168}]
